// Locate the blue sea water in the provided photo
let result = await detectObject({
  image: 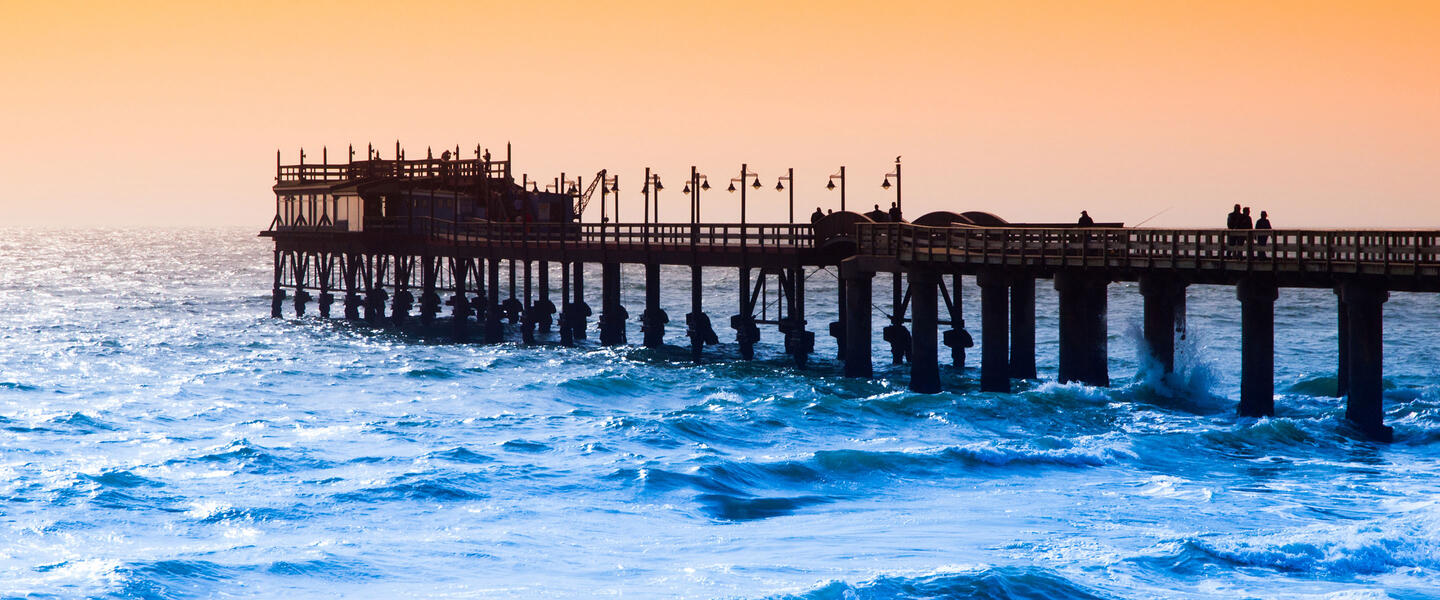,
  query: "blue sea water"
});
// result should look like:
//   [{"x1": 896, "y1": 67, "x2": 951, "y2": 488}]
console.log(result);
[{"x1": 1, "y1": 227, "x2": 1438, "y2": 599}]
